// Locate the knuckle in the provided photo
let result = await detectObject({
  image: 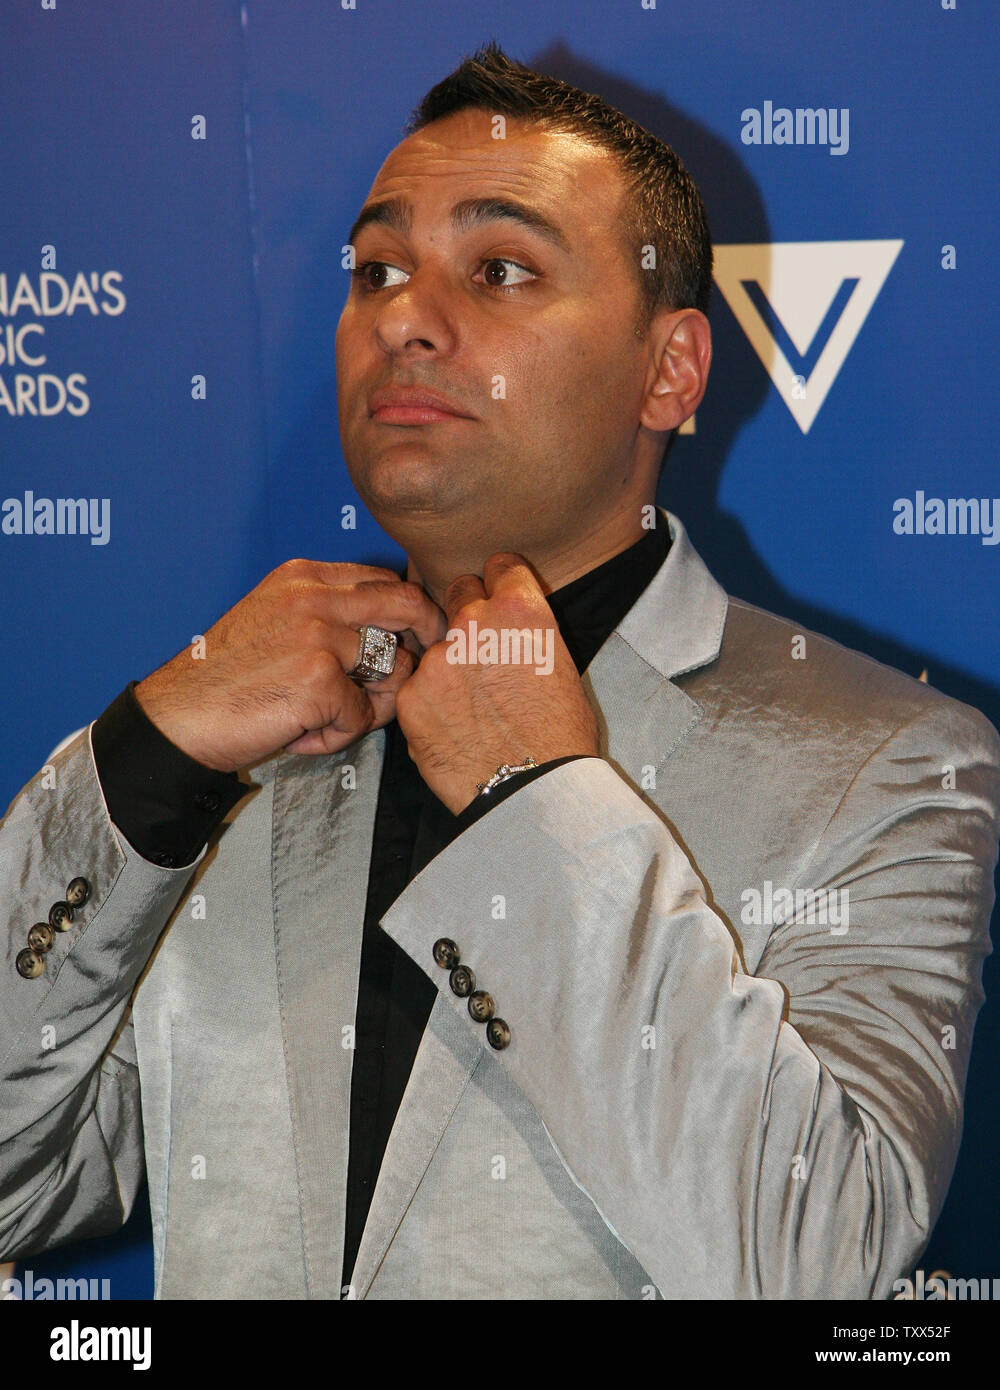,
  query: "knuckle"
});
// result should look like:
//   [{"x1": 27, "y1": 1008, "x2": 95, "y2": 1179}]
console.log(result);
[
  {"x1": 300, "y1": 647, "x2": 338, "y2": 685},
  {"x1": 274, "y1": 557, "x2": 312, "y2": 580},
  {"x1": 502, "y1": 590, "x2": 538, "y2": 622},
  {"x1": 451, "y1": 600, "x2": 480, "y2": 629},
  {"x1": 418, "y1": 643, "x2": 446, "y2": 676},
  {"x1": 396, "y1": 580, "x2": 427, "y2": 609},
  {"x1": 299, "y1": 615, "x2": 329, "y2": 647}
]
